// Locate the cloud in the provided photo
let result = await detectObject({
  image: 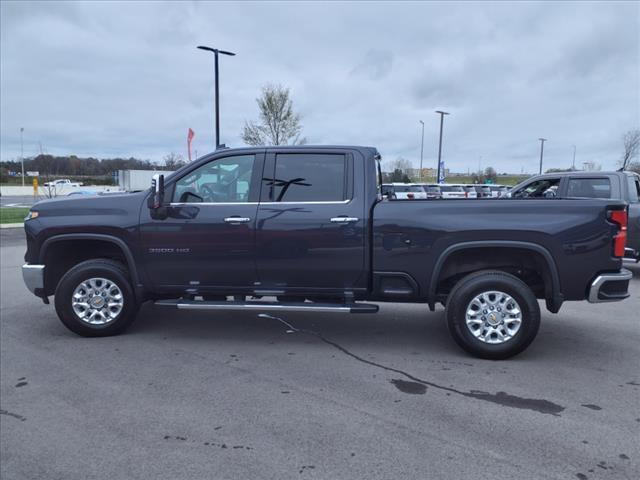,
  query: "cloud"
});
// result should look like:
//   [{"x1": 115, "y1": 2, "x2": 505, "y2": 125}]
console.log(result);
[{"x1": 1, "y1": 0, "x2": 638, "y2": 173}]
